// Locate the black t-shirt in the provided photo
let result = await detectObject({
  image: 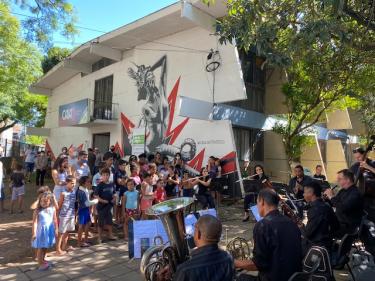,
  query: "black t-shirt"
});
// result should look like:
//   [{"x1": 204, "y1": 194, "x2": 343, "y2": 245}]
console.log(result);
[
  {"x1": 313, "y1": 174, "x2": 326, "y2": 181},
  {"x1": 289, "y1": 175, "x2": 313, "y2": 199},
  {"x1": 95, "y1": 182, "x2": 115, "y2": 209},
  {"x1": 165, "y1": 174, "x2": 178, "y2": 197},
  {"x1": 330, "y1": 185, "x2": 363, "y2": 233},
  {"x1": 305, "y1": 198, "x2": 340, "y2": 248},
  {"x1": 115, "y1": 169, "x2": 127, "y2": 191},
  {"x1": 11, "y1": 172, "x2": 25, "y2": 187},
  {"x1": 198, "y1": 176, "x2": 210, "y2": 195},
  {"x1": 252, "y1": 210, "x2": 302, "y2": 281}
]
